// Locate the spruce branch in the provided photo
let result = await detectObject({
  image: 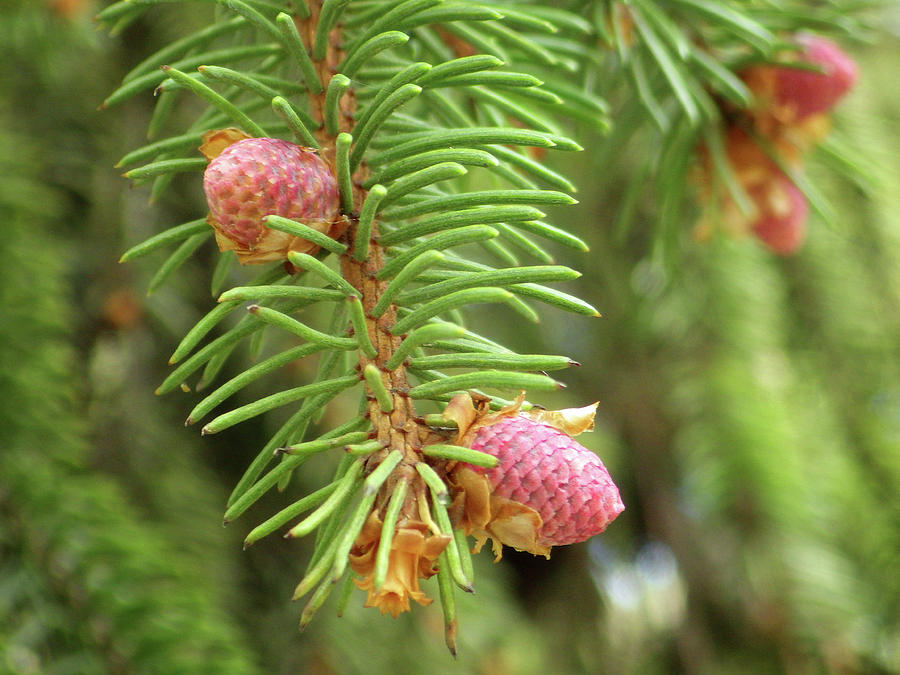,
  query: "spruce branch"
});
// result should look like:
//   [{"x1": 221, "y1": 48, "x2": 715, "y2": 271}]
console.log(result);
[
  {"x1": 100, "y1": 0, "x2": 622, "y2": 647},
  {"x1": 590, "y1": 0, "x2": 873, "y2": 259}
]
